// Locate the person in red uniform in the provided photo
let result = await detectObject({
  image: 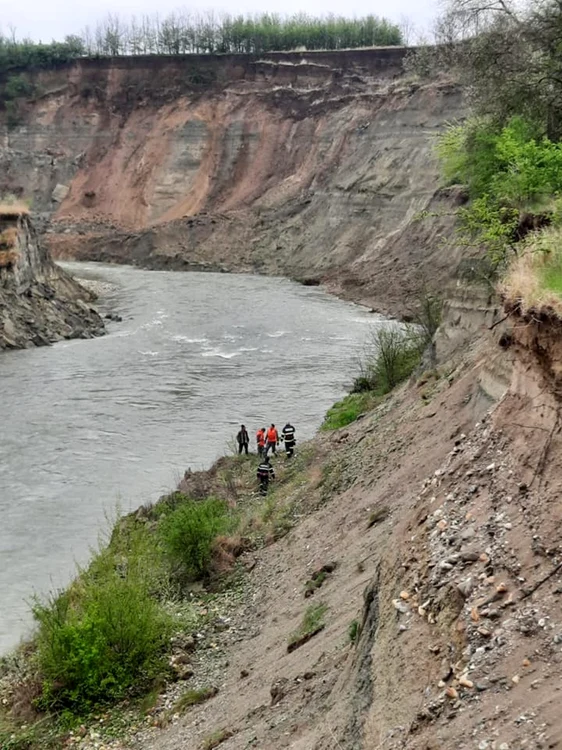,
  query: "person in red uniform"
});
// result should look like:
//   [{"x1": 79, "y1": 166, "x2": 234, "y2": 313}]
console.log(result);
[
  {"x1": 265, "y1": 424, "x2": 279, "y2": 456},
  {"x1": 256, "y1": 427, "x2": 266, "y2": 456}
]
